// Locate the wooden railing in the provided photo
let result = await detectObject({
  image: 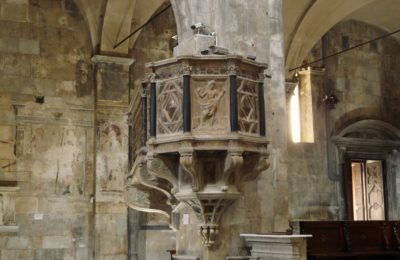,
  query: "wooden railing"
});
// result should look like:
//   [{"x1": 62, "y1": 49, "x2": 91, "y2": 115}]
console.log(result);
[{"x1": 300, "y1": 221, "x2": 400, "y2": 259}]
